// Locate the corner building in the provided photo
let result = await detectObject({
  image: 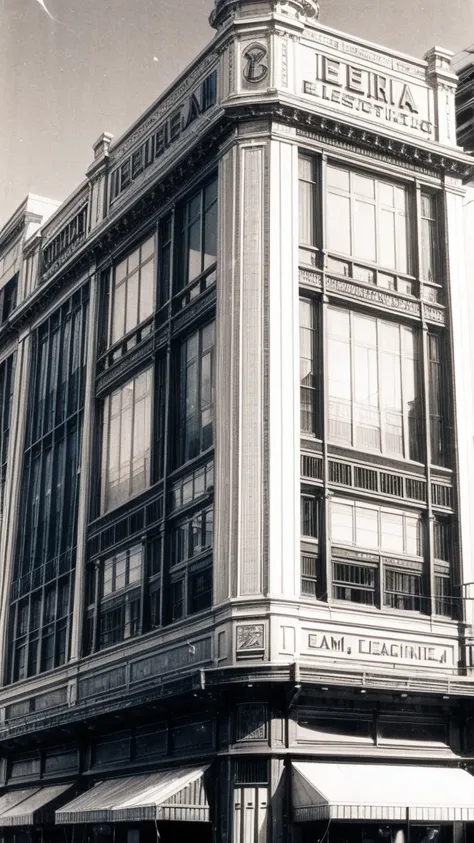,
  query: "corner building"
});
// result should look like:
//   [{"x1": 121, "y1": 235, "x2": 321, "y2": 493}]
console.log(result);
[{"x1": 1, "y1": 2, "x2": 474, "y2": 842}]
